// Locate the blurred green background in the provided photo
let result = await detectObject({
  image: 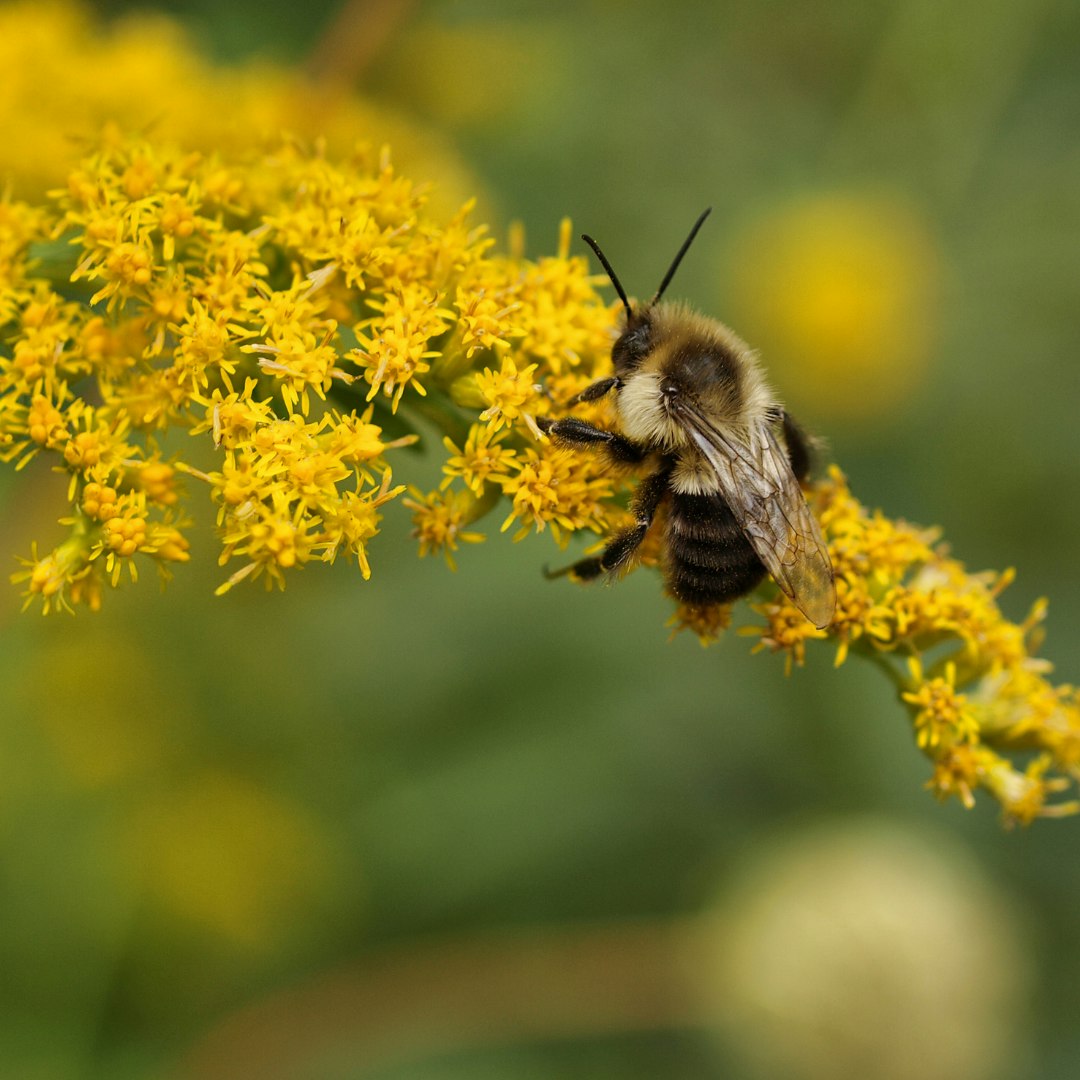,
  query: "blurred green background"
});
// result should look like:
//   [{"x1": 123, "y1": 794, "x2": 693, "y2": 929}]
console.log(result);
[{"x1": 2, "y1": 0, "x2": 1080, "y2": 1077}]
